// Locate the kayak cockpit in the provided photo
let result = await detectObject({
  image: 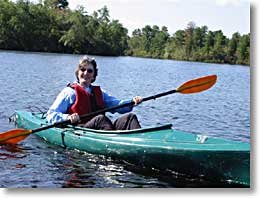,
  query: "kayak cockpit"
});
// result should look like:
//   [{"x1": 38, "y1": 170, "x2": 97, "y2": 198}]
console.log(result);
[{"x1": 67, "y1": 123, "x2": 173, "y2": 134}]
